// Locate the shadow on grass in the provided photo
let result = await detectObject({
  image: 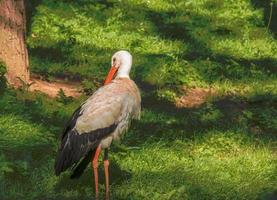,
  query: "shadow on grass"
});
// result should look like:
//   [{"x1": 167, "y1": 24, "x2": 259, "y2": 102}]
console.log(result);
[
  {"x1": 146, "y1": 9, "x2": 212, "y2": 59},
  {"x1": 29, "y1": 44, "x2": 119, "y2": 81},
  {"x1": 55, "y1": 161, "x2": 131, "y2": 190},
  {"x1": 135, "y1": 6, "x2": 277, "y2": 83},
  {"x1": 125, "y1": 90, "x2": 277, "y2": 147}
]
